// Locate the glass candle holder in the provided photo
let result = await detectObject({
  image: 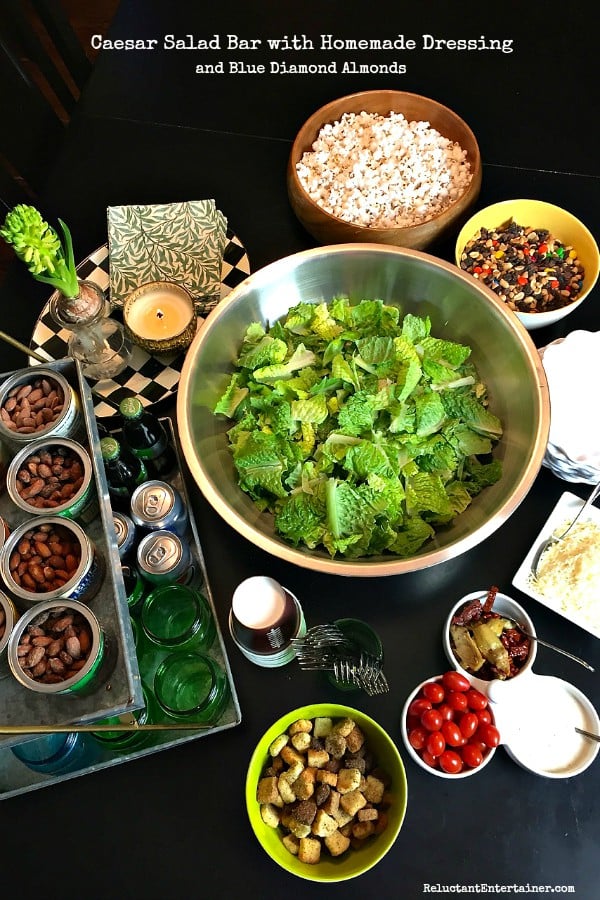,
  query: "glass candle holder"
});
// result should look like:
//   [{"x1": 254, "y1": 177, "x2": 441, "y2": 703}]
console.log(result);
[
  {"x1": 137, "y1": 583, "x2": 216, "y2": 687},
  {"x1": 123, "y1": 281, "x2": 197, "y2": 355},
  {"x1": 91, "y1": 684, "x2": 154, "y2": 753},
  {"x1": 11, "y1": 732, "x2": 101, "y2": 774},
  {"x1": 151, "y1": 651, "x2": 229, "y2": 725}
]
